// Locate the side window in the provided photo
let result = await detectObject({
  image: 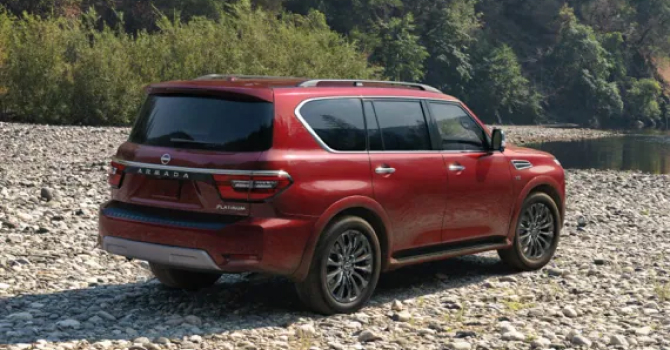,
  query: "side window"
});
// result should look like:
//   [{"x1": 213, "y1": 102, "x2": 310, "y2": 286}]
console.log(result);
[
  {"x1": 300, "y1": 99, "x2": 366, "y2": 151},
  {"x1": 364, "y1": 101, "x2": 383, "y2": 151},
  {"x1": 430, "y1": 103, "x2": 486, "y2": 151},
  {"x1": 373, "y1": 101, "x2": 432, "y2": 151}
]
